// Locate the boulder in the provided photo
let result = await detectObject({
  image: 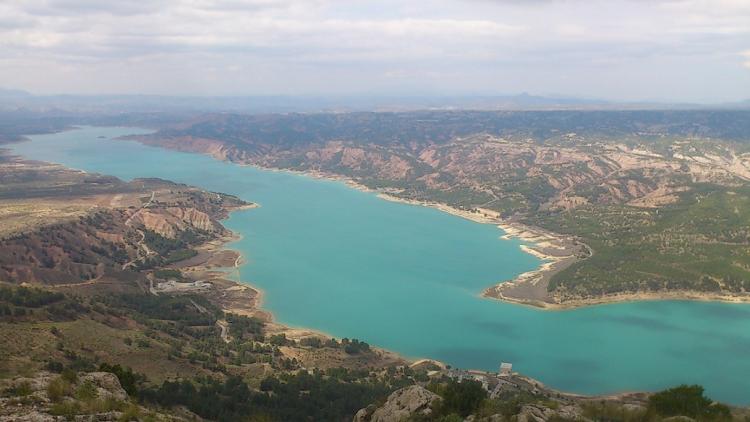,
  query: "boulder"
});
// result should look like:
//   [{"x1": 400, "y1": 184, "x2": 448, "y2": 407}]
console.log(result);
[
  {"x1": 354, "y1": 385, "x2": 441, "y2": 422},
  {"x1": 516, "y1": 403, "x2": 582, "y2": 422},
  {"x1": 78, "y1": 372, "x2": 128, "y2": 402}
]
